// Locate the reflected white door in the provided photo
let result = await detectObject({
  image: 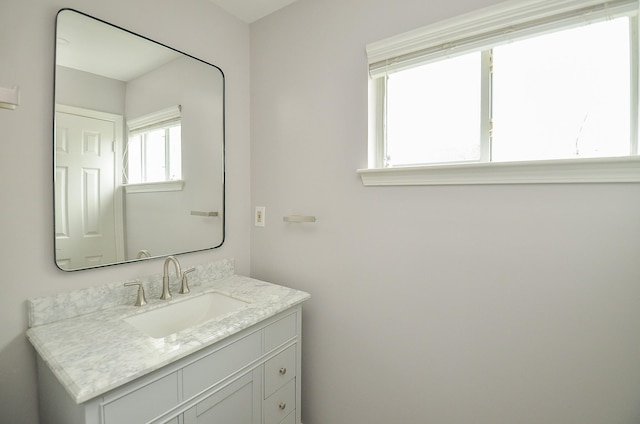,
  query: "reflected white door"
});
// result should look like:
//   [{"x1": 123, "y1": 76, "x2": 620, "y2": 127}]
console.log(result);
[{"x1": 55, "y1": 111, "x2": 118, "y2": 270}]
